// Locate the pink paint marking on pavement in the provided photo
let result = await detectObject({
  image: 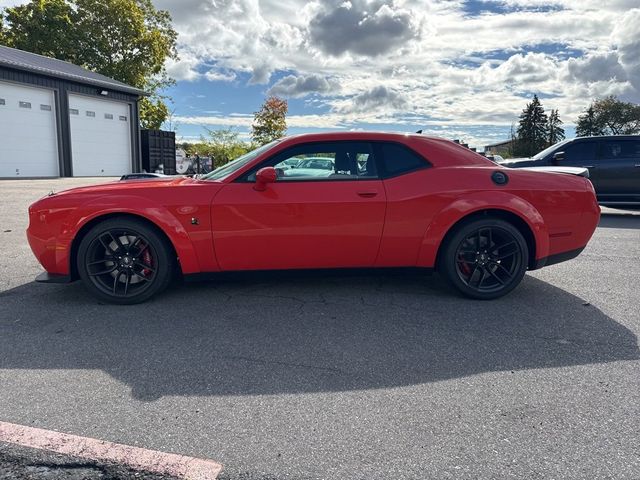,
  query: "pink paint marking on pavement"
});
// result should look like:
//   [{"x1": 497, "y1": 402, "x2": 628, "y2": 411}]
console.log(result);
[{"x1": 0, "y1": 421, "x2": 223, "y2": 480}]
